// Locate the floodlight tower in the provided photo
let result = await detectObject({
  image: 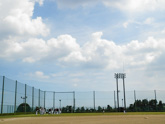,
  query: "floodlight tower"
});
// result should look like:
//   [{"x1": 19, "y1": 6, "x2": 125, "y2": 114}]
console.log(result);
[{"x1": 114, "y1": 73, "x2": 126, "y2": 112}]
